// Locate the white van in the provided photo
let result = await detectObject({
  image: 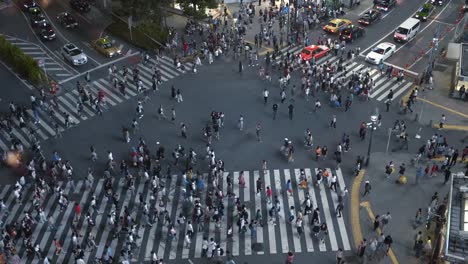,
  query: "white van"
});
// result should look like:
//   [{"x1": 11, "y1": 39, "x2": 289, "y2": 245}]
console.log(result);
[{"x1": 394, "y1": 18, "x2": 420, "y2": 43}]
